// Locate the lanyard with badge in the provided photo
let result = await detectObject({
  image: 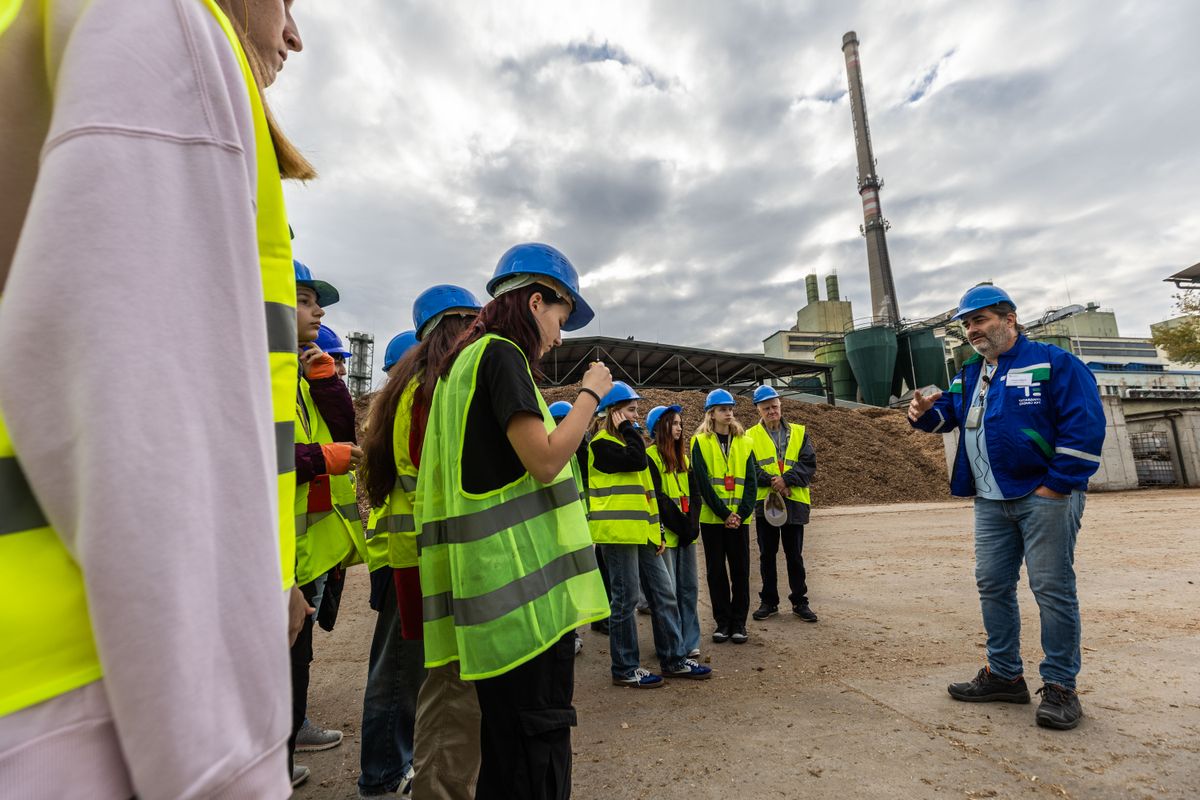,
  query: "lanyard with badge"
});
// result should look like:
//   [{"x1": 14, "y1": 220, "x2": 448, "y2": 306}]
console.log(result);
[
  {"x1": 718, "y1": 434, "x2": 736, "y2": 492},
  {"x1": 965, "y1": 364, "x2": 996, "y2": 429}
]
